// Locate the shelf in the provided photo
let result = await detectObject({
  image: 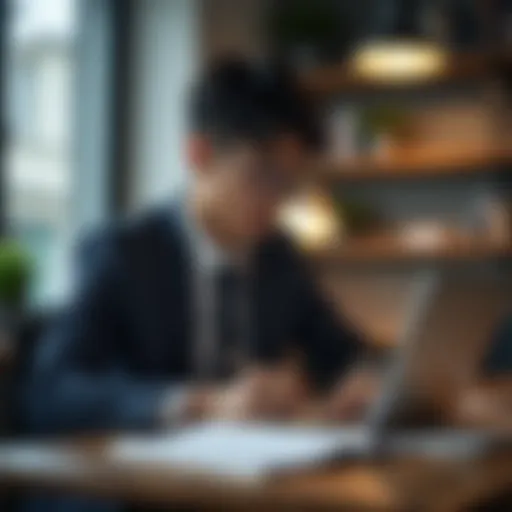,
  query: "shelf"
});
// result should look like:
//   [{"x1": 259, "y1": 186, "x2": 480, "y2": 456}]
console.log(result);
[
  {"x1": 300, "y1": 50, "x2": 512, "y2": 97},
  {"x1": 317, "y1": 146, "x2": 512, "y2": 183},
  {"x1": 309, "y1": 235, "x2": 512, "y2": 266}
]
